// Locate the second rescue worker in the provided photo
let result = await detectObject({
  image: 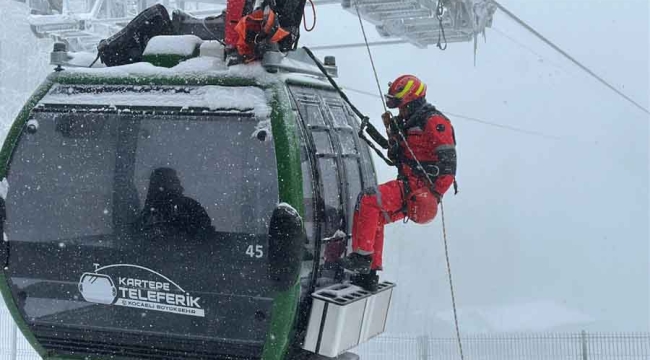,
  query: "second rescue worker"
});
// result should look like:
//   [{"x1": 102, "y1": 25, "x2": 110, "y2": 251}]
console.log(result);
[{"x1": 340, "y1": 74, "x2": 458, "y2": 290}]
